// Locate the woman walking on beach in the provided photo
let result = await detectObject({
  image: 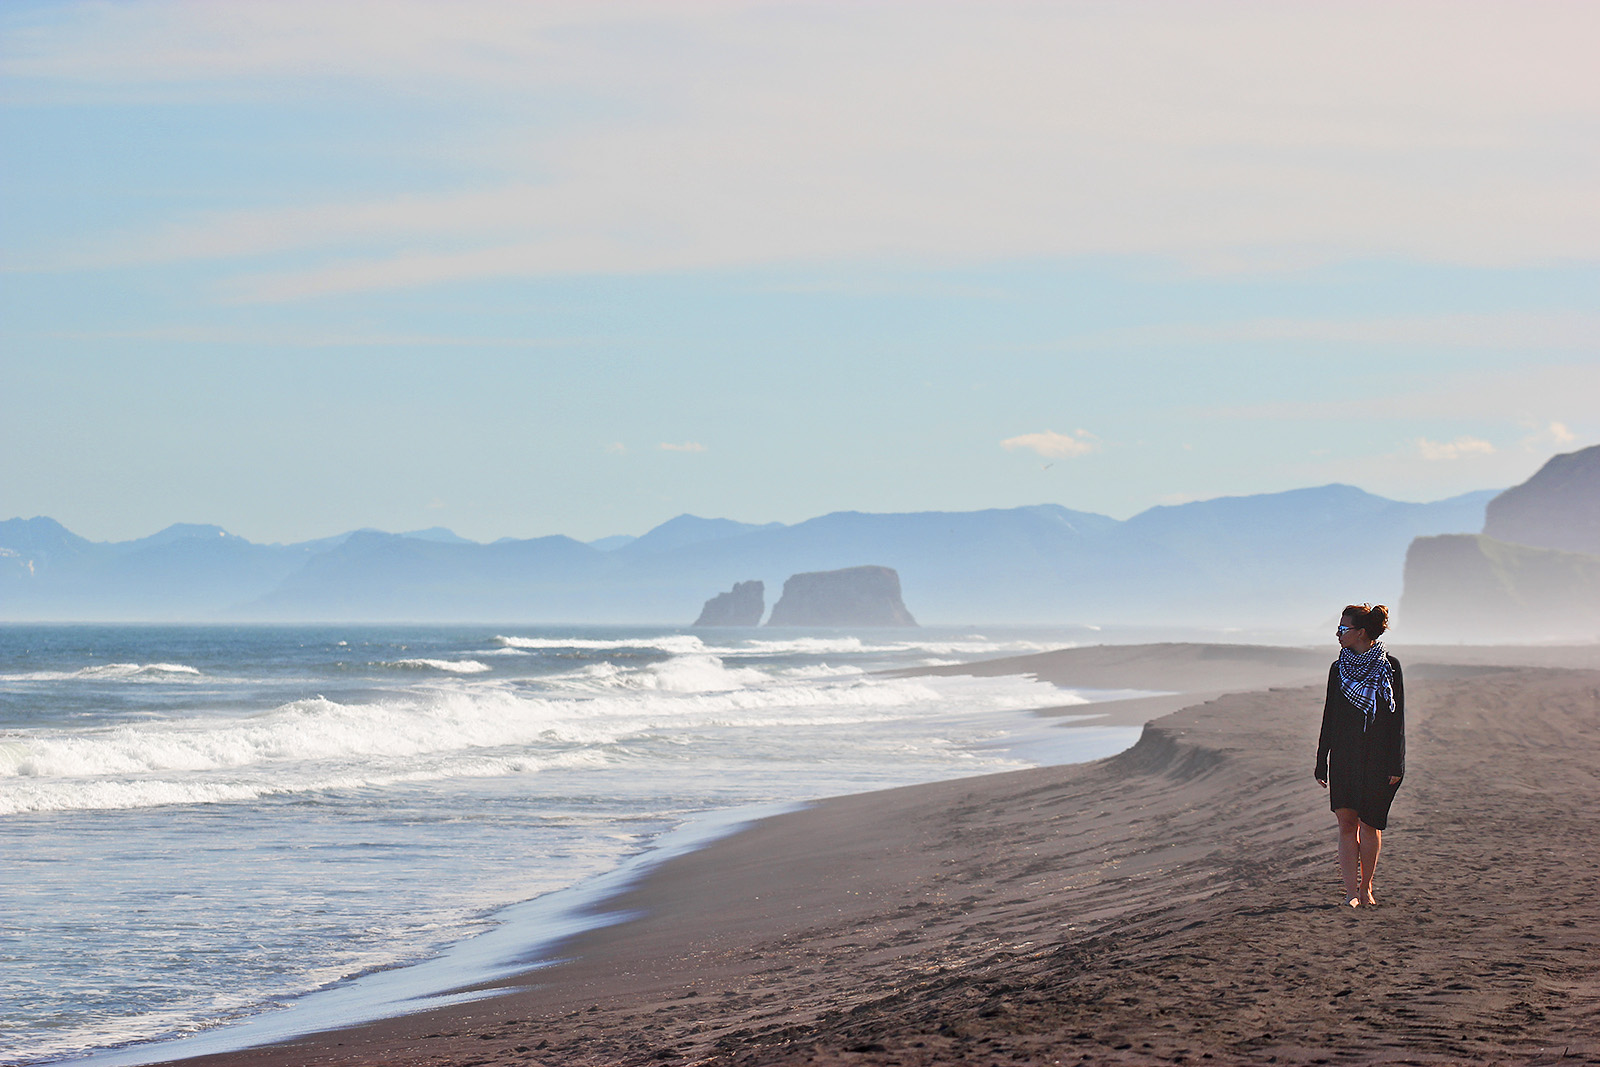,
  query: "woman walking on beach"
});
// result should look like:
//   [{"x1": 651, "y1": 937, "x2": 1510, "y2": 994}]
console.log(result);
[{"x1": 1315, "y1": 603, "x2": 1405, "y2": 908}]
